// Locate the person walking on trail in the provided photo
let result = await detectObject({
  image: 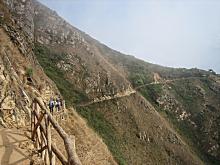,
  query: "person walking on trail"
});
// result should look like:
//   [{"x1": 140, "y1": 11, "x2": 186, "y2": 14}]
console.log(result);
[
  {"x1": 55, "y1": 97, "x2": 61, "y2": 112},
  {"x1": 59, "y1": 96, "x2": 63, "y2": 107},
  {"x1": 49, "y1": 98, "x2": 54, "y2": 115}
]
